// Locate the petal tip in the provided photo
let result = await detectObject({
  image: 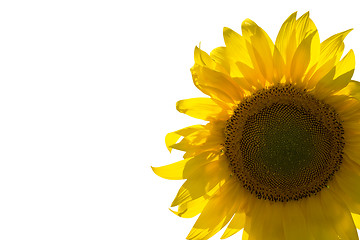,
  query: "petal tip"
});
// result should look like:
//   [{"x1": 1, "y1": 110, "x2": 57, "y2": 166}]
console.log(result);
[{"x1": 241, "y1": 18, "x2": 256, "y2": 28}]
